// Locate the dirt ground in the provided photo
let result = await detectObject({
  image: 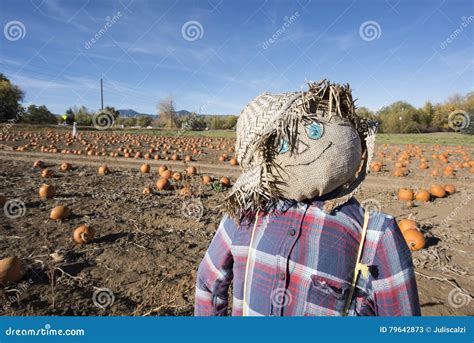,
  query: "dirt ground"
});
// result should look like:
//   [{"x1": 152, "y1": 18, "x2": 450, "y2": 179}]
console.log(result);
[{"x1": 0, "y1": 129, "x2": 473, "y2": 316}]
